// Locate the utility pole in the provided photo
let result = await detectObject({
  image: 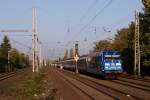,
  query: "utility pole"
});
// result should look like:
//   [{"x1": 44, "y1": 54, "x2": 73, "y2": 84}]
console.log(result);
[
  {"x1": 0, "y1": 6, "x2": 39, "y2": 73},
  {"x1": 134, "y1": 11, "x2": 141, "y2": 77},
  {"x1": 32, "y1": 6, "x2": 39, "y2": 72},
  {"x1": 32, "y1": 6, "x2": 35, "y2": 72},
  {"x1": 39, "y1": 41, "x2": 42, "y2": 69}
]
